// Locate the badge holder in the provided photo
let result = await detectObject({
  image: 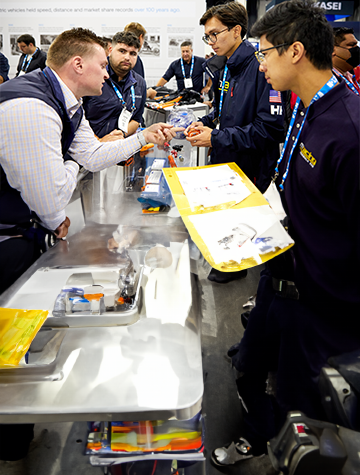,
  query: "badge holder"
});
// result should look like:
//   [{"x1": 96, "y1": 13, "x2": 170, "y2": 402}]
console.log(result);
[{"x1": 184, "y1": 78, "x2": 193, "y2": 89}]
